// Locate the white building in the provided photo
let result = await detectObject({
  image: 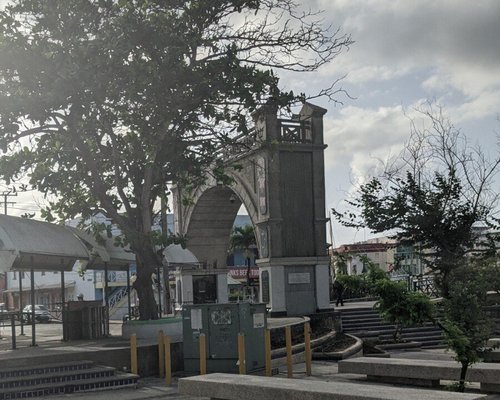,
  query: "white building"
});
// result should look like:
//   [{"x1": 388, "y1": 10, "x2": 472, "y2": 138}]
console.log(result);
[{"x1": 333, "y1": 237, "x2": 396, "y2": 275}]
